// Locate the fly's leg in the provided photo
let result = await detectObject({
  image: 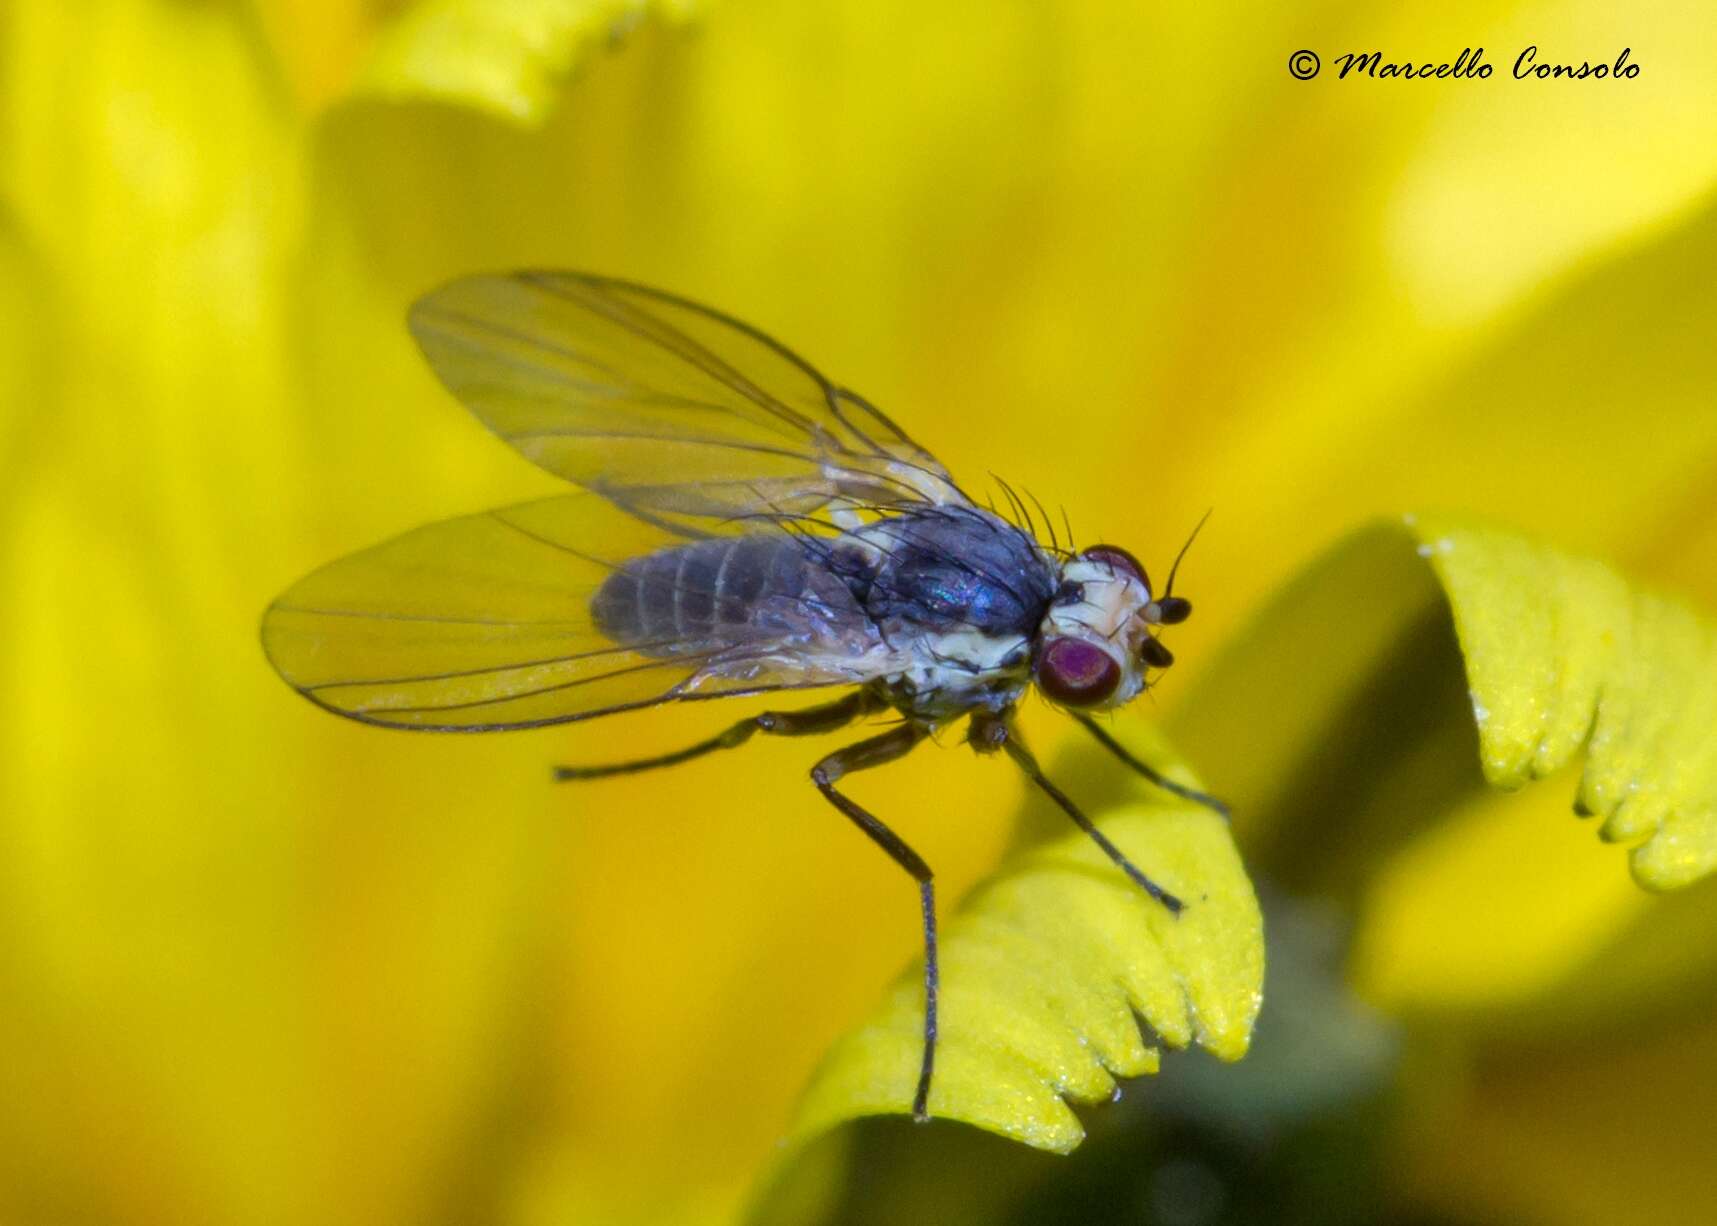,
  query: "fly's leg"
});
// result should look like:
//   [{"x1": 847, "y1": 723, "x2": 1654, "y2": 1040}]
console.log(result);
[
  {"x1": 1071, "y1": 713, "x2": 1231, "y2": 821},
  {"x1": 1002, "y1": 729, "x2": 1185, "y2": 915},
  {"x1": 809, "y1": 723, "x2": 939, "y2": 1121},
  {"x1": 554, "y1": 690, "x2": 878, "y2": 781}
]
